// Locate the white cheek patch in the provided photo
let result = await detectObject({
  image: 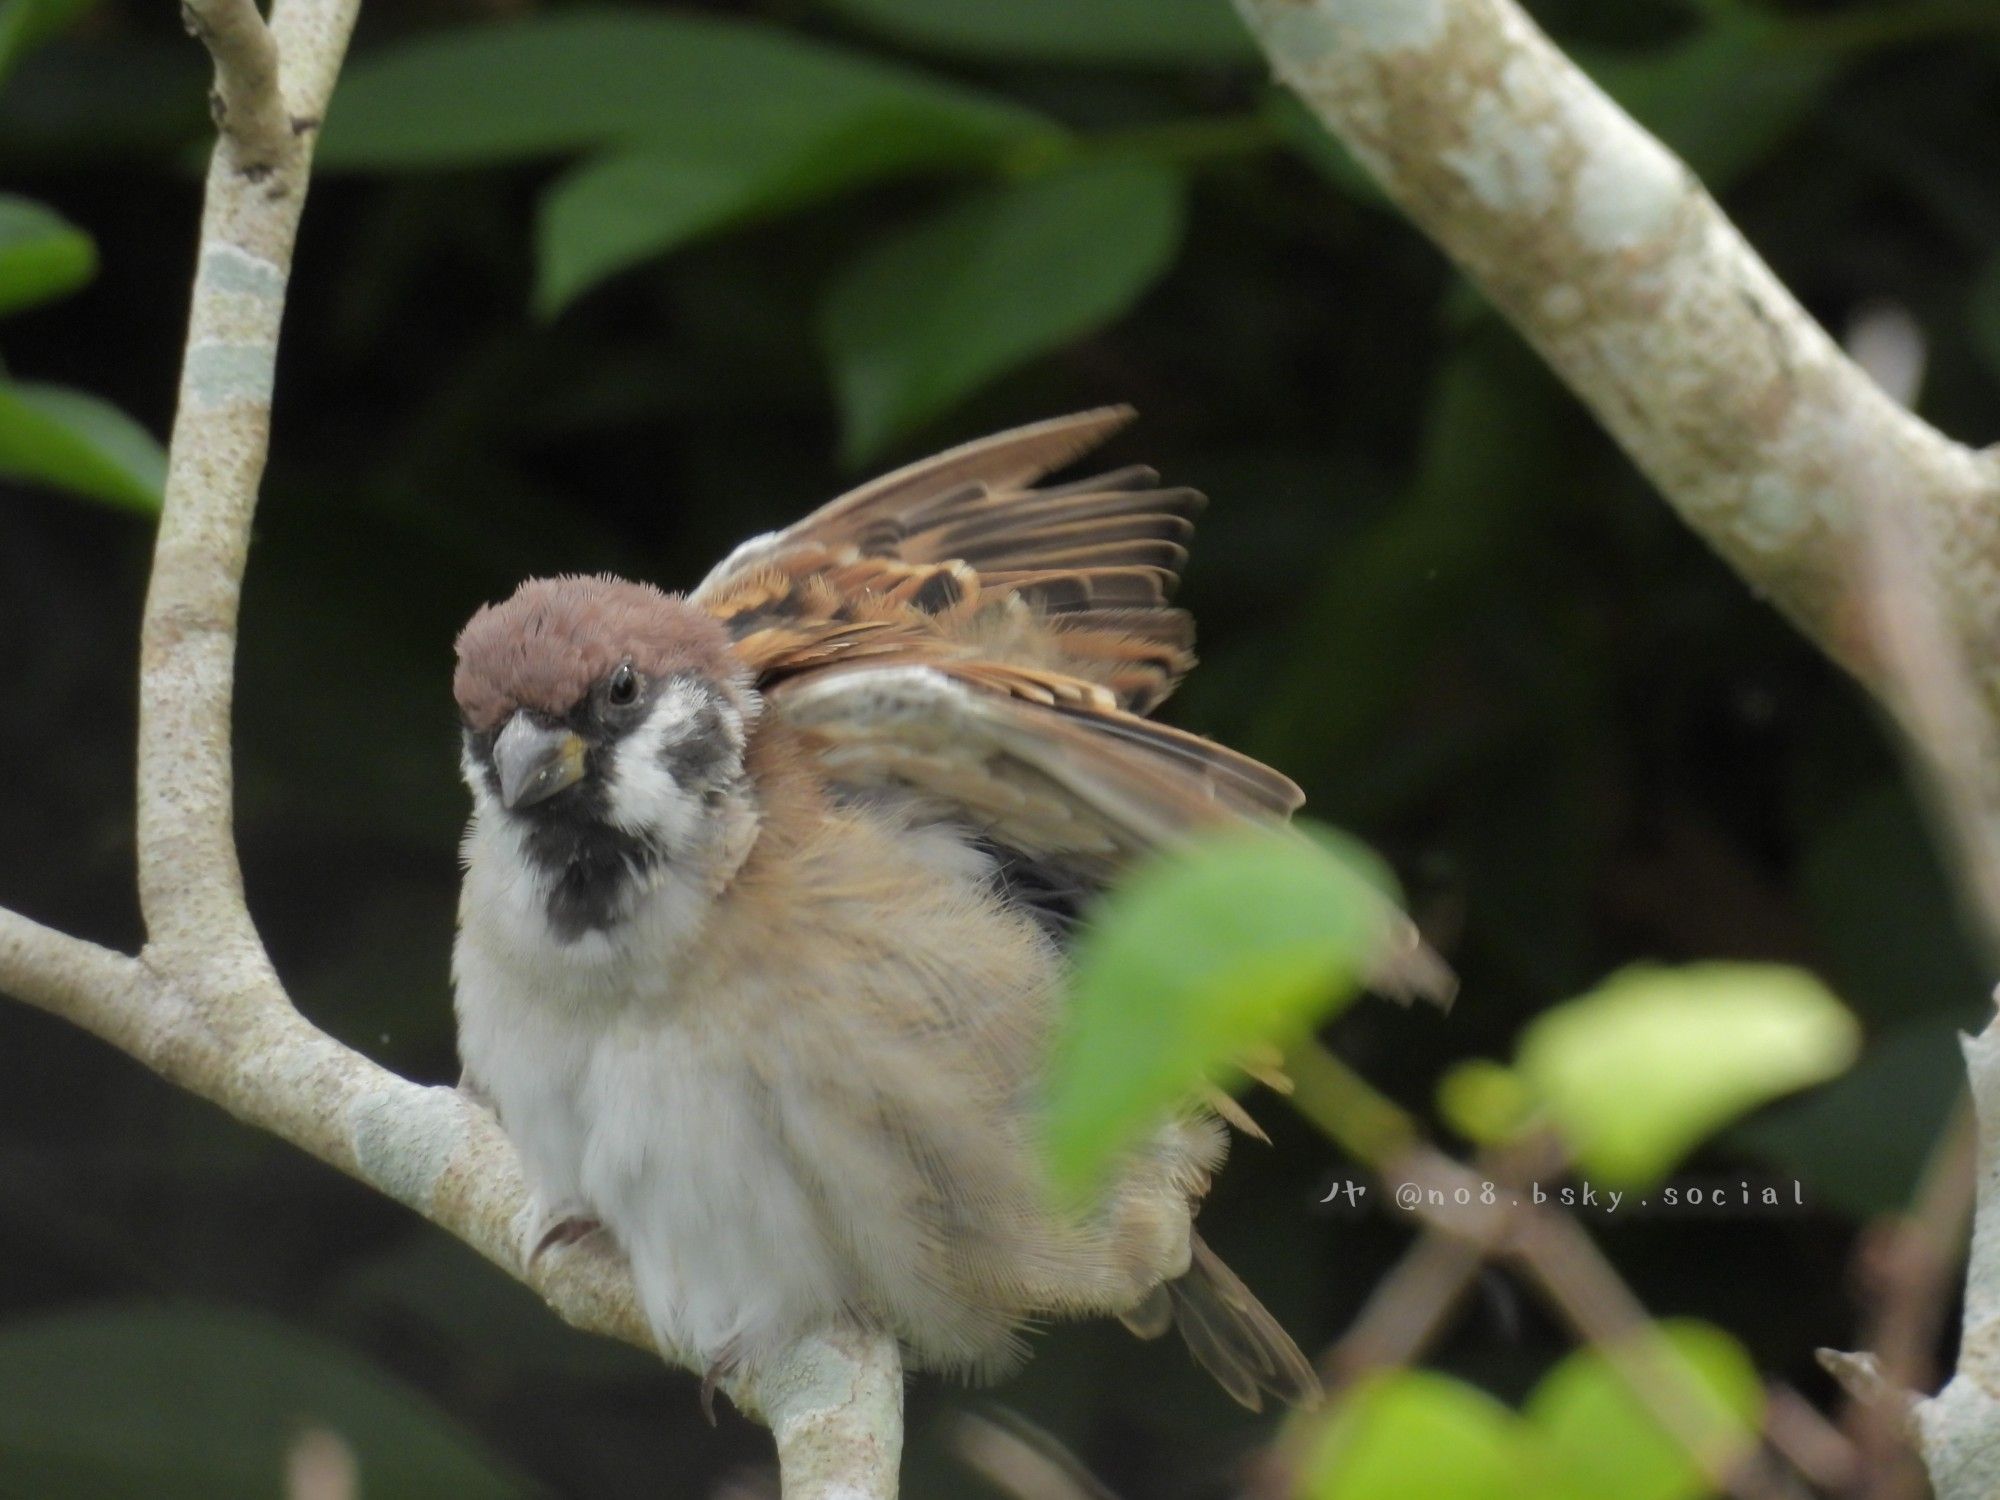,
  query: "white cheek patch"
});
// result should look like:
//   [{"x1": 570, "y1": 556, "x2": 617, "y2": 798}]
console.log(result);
[{"x1": 604, "y1": 679, "x2": 744, "y2": 850}]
